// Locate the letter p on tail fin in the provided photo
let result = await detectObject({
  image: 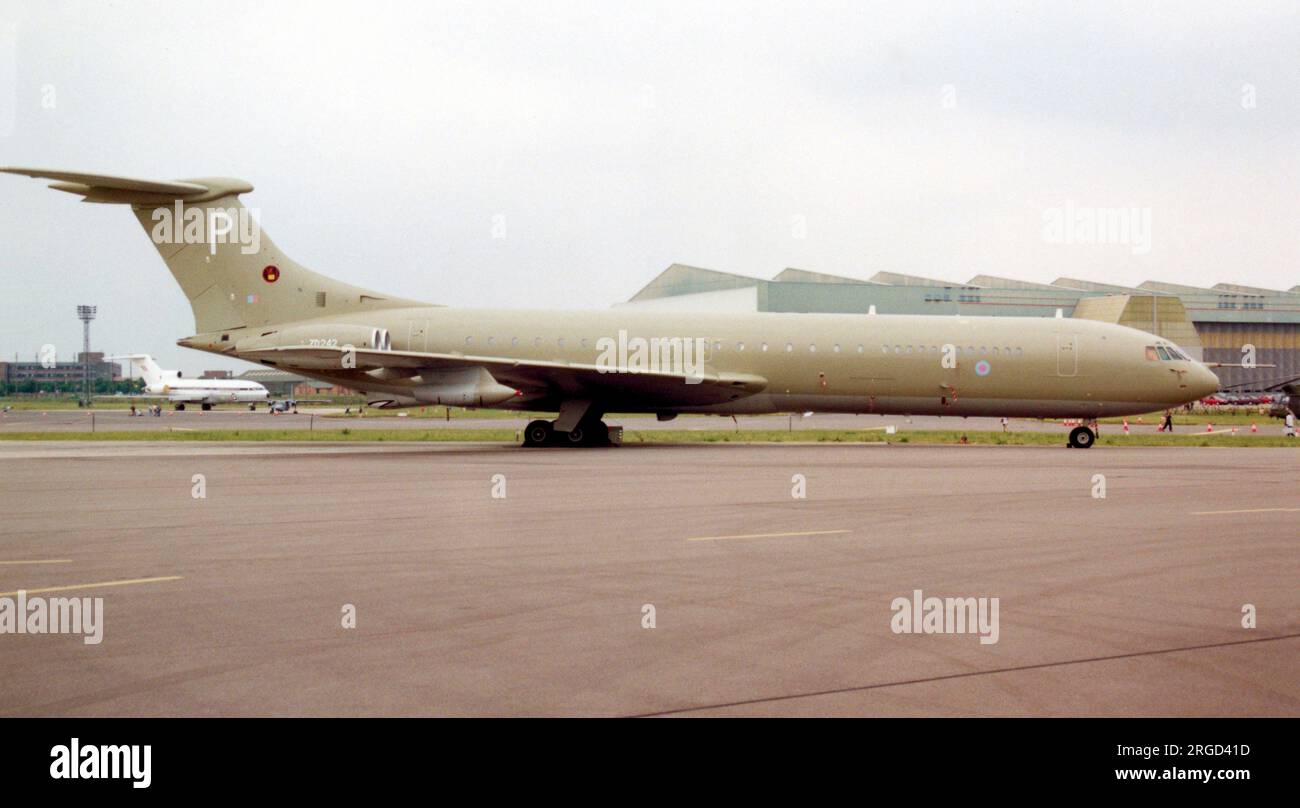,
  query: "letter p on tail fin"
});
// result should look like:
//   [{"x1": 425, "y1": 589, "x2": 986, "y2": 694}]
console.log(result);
[{"x1": 1, "y1": 167, "x2": 419, "y2": 340}]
